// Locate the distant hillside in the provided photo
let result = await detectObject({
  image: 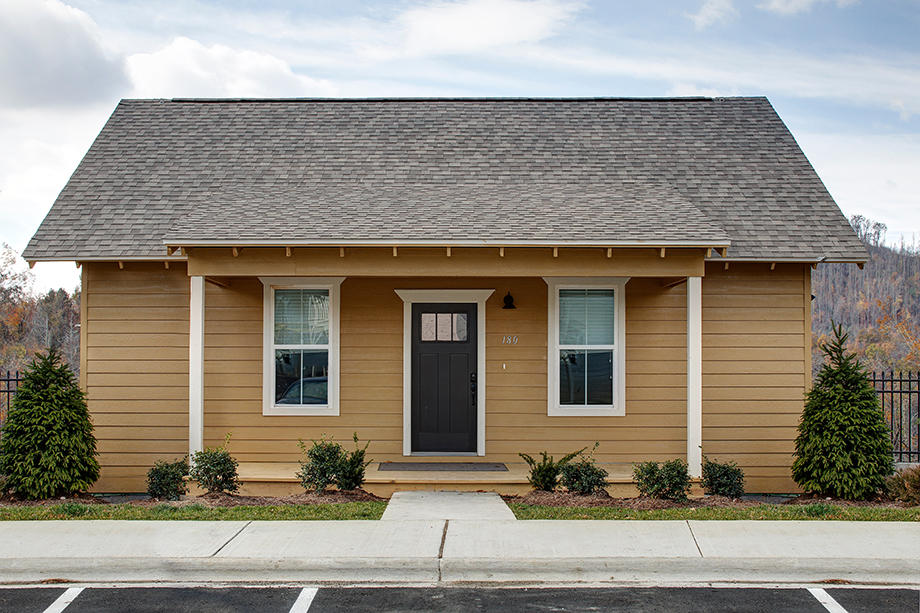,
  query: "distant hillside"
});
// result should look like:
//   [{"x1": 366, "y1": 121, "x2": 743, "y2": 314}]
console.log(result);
[{"x1": 811, "y1": 216, "x2": 920, "y2": 374}]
